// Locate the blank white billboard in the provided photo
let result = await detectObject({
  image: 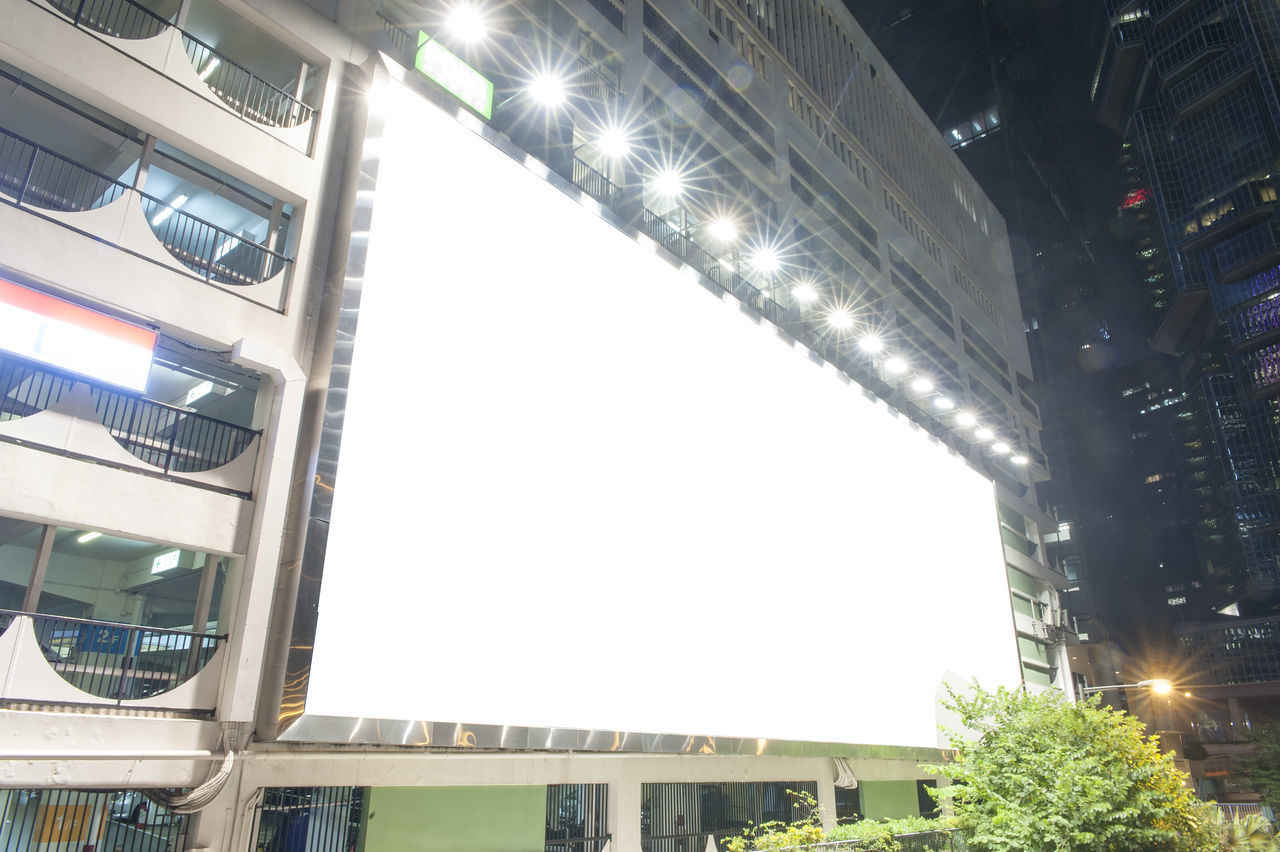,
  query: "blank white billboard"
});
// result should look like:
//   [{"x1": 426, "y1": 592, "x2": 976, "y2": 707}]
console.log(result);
[{"x1": 304, "y1": 74, "x2": 1021, "y2": 749}]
